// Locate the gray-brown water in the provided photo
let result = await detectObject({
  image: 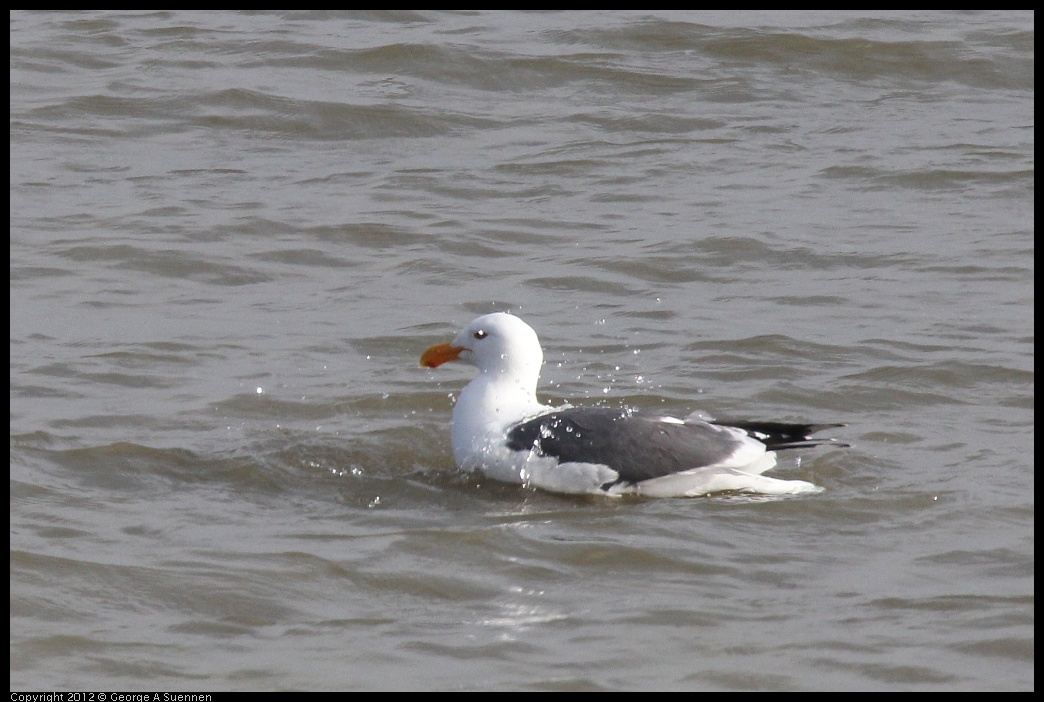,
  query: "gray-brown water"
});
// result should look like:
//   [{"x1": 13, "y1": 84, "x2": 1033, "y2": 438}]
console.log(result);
[{"x1": 10, "y1": 10, "x2": 1033, "y2": 691}]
